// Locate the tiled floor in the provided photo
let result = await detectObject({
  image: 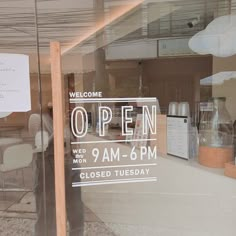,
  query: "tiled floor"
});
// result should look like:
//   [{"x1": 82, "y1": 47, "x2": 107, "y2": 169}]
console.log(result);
[
  {"x1": 0, "y1": 191, "x2": 116, "y2": 236},
  {"x1": 0, "y1": 218, "x2": 117, "y2": 236},
  {"x1": 0, "y1": 162, "x2": 118, "y2": 235}
]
